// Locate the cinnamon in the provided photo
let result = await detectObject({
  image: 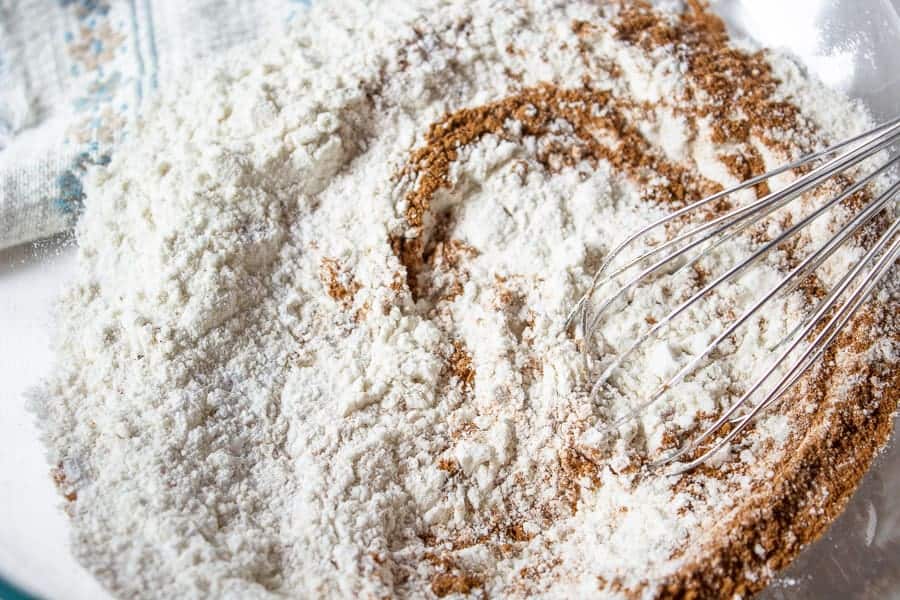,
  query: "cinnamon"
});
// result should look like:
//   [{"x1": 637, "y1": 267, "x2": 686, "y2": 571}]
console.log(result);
[{"x1": 390, "y1": 2, "x2": 898, "y2": 597}]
